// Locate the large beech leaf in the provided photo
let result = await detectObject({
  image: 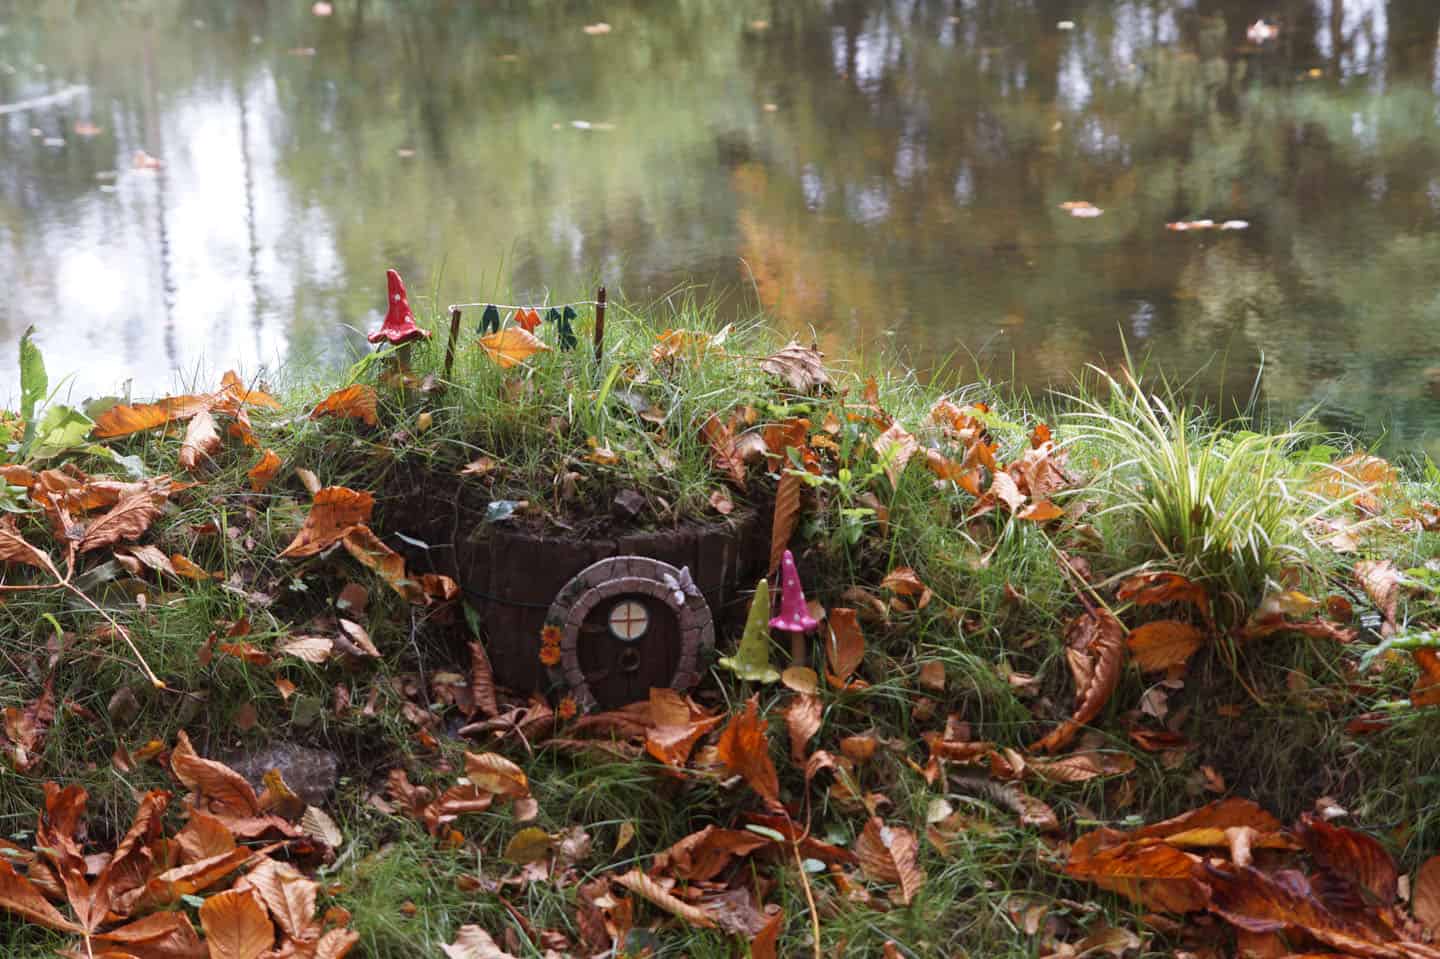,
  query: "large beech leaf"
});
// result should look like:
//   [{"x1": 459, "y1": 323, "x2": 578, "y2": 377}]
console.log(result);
[
  {"x1": 91, "y1": 394, "x2": 214, "y2": 439},
  {"x1": 784, "y1": 693, "x2": 822, "y2": 763},
  {"x1": 1031, "y1": 610, "x2": 1127, "y2": 754},
  {"x1": 177, "y1": 409, "x2": 220, "y2": 474},
  {"x1": 242, "y1": 859, "x2": 319, "y2": 941},
  {"x1": 1116, "y1": 571, "x2": 1210, "y2": 617},
  {"x1": 759, "y1": 341, "x2": 830, "y2": 392},
  {"x1": 96, "y1": 910, "x2": 206, "y2": 957},
  {"x1": 477, "y1": 328, "x2": 550, "y2": 369},
  {"x1": 644, "y1": 688, "x2": 724, "y2": 768},
  {"x1": 441, "y1": 925, "x2": 518, "y2": 958},
  {"x1": 826, "y1": 608, "x2": 865, "y2": 680},
  {"x1": 854, "y1": 816, "x2": 924, "y2": 905},
  {"x1": 278, "y1": 487, "x2": 375, "y2": 559},
  {"x1": 1203, "y1": 862, "x2": 1402, "y2": 957},
  {"x1": 340, "y1": 525, "x2": 423, "y2": 602},
  {"x1": 1065, "y1": 832, "x2": 1209, "y2": 914},
  {"x1": 198, "y1": 889, "x2": 273, "y2": 959},
  {"x1": 1127, "y1": 620, "x2": 1206, "y2": 673},
  {"x1": 246, "y1": 449, "x2": 281, "y2": 492},
  {"x1": 1295, "y1": 813, "x2": 1398, "y2": 906},
  {"x1": 699, "y1": 413, "x2": 749, "y2": 489},
  {"x1": 1355, "y1": 560, "x2": 1402, "y2": 639},
  {"x1": 169, "y1": 731, "x2": 261, "y2": 821},
  {"x1": 1413, "y1": 856, "x2": 1440, "y2": 934},
  {"x1": 769, "y1": 471, "x2": 800, "y2": 576},
  {"x1": 0, "y1": 860, "x2": 82, "y2": 933},
  {"x1": 0, "y1": 517, "x2": 57, "y2": 575},
  {"x1": 309, "y1": 384, "x2": 378, "y2": 427},
  {"x1": 651, "y1": 826, "x2": 769, "y2": 882},
  {"x1": 612, "y1": 869, "x2": 716, "y2": 928},
  {"x1": 716, "y1": 696, "x2": 781, "y2": 808},
  {"x1": 77, "y1": 481, "x2": 170, "y2": 553},
  {"x1": 463, "y1": 752, "x2": 530, "y2": 798}
]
